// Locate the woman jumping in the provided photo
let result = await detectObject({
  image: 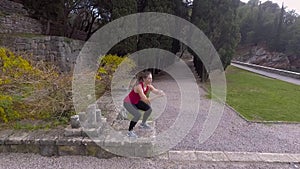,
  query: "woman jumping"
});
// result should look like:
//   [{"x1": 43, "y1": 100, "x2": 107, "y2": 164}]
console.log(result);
[{"x1": 123, "y1": 71, "x2": 165, "y2": 138}]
